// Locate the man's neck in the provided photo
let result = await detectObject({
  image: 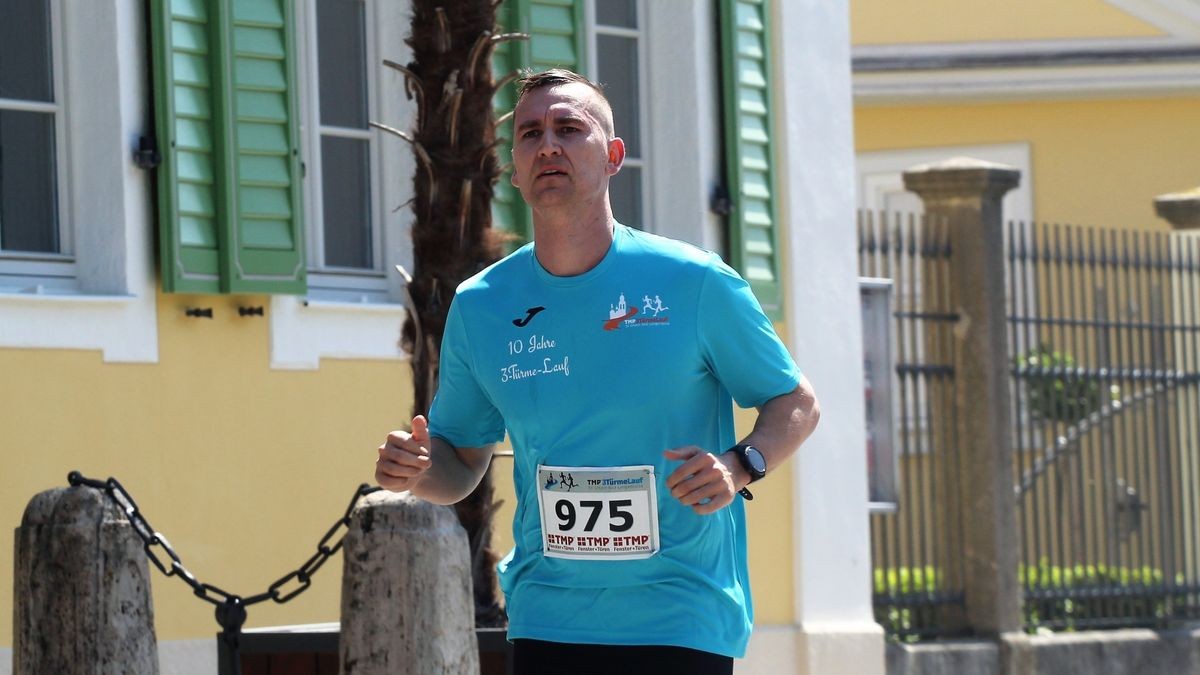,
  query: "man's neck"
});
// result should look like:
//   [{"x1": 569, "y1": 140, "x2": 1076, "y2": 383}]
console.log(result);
[{"x1": 531, "y1": 203, "x2": 616, "y2": 277}]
